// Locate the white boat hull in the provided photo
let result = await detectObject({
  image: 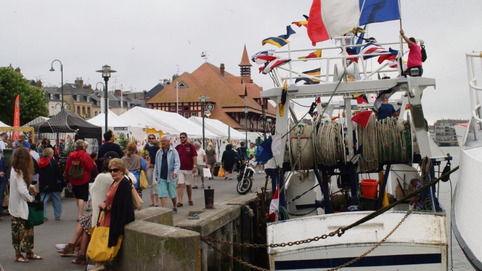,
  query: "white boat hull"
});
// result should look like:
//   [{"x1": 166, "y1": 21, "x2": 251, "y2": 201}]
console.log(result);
[
  {"x1": 267, "y1": 211, "x2": 447, "y2": 270},
  {"x1": 453, "y1": 146, "x2": 482, "y2": 270}
]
